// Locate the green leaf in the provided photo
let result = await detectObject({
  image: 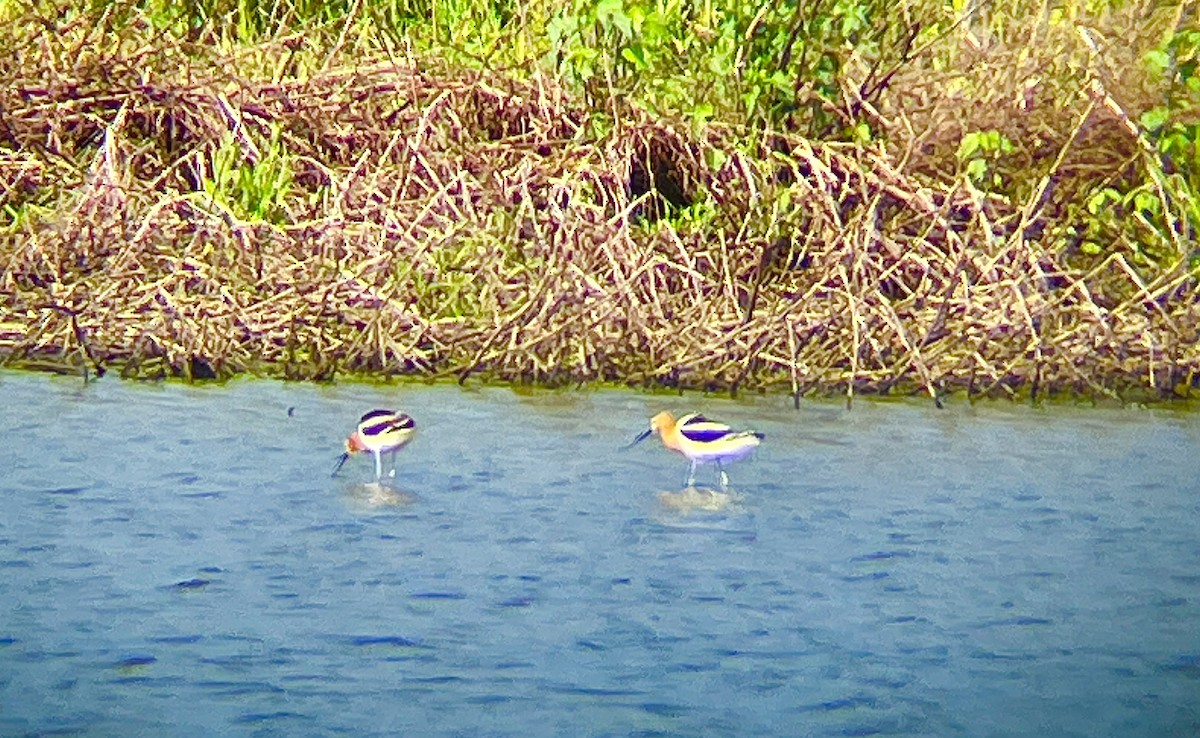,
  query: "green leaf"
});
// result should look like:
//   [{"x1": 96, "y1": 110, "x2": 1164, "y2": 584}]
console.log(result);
[
  {"x1": 1086, "y1": 192, "x2": 1106, "y2": 215},
  {"x1": 1144, "y1": 49, "x2": 1171, "y2": 75},
  {"x1": 640, "y1": 9, "x2": 668, "y2": 44},
  {"x1": 1140, "y1": 108, "x2": 1169, "y2": 133},
  {"x1": 957, "y1": 132, "x2": 981, "y2": 160},
  {"x1": 594, "y1": 0, "x2": 623, "y2": 18},
  {"x1": 1132, "y1": 190, "x2": 1161, "y2": 214},
  {"x1": 596, "y1": 0, "x2": 631, "y2": 37},
  {"x1": 966, "y1": 158, "x2": 988, "y2": 181},
  {"x1": 778, "y1": 188, "x2": 793, "y2": 211},
  {"x1": 546, "y1": 15, "x2": 576, "y2": 47},
  {"x1": 707, "y1": 147, "x2": 728, "y2": 172},
  {"x1": 621, "y1": 44, "x2": 647, "y2": 69}
]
